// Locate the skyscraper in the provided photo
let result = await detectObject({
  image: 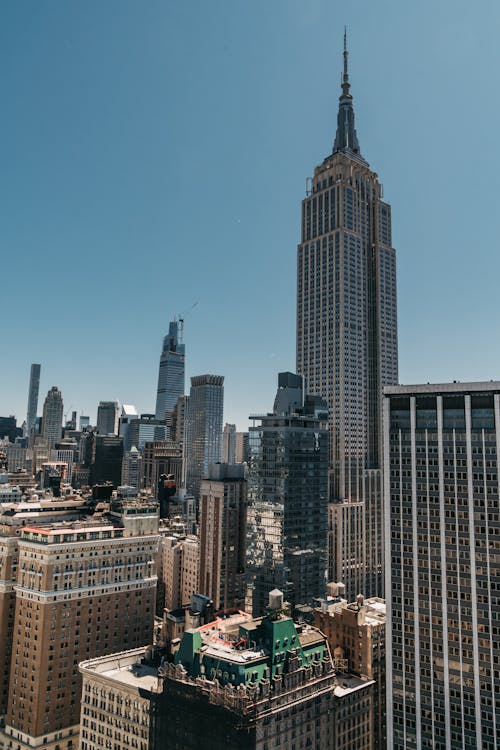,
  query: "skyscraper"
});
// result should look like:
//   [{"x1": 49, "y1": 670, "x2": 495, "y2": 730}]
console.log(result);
[
  {"x1": 296, "y1": 34, "x2": 398, "y2": 597},
  {"x1": 384, "y1": 382, "x2": 500, "y2": 750},
  {"x1": 184, "y1": 375, "x2": 224, "y2": 500},
  {"x1": 246, "y1": 372, "x2": 329, "y2": 615},
  {"x1": 41, "y1": 386, "x2": 64, "y2": 449},
  {"x1": 25, "y1": 363, "x2": 41, "y2": 437},
  {"x1": 96, "y1": 400, "x2": 119, "y2": 435},
  {"x1": 155, "y1": 320, "x2": 185, "y2": 421}
]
